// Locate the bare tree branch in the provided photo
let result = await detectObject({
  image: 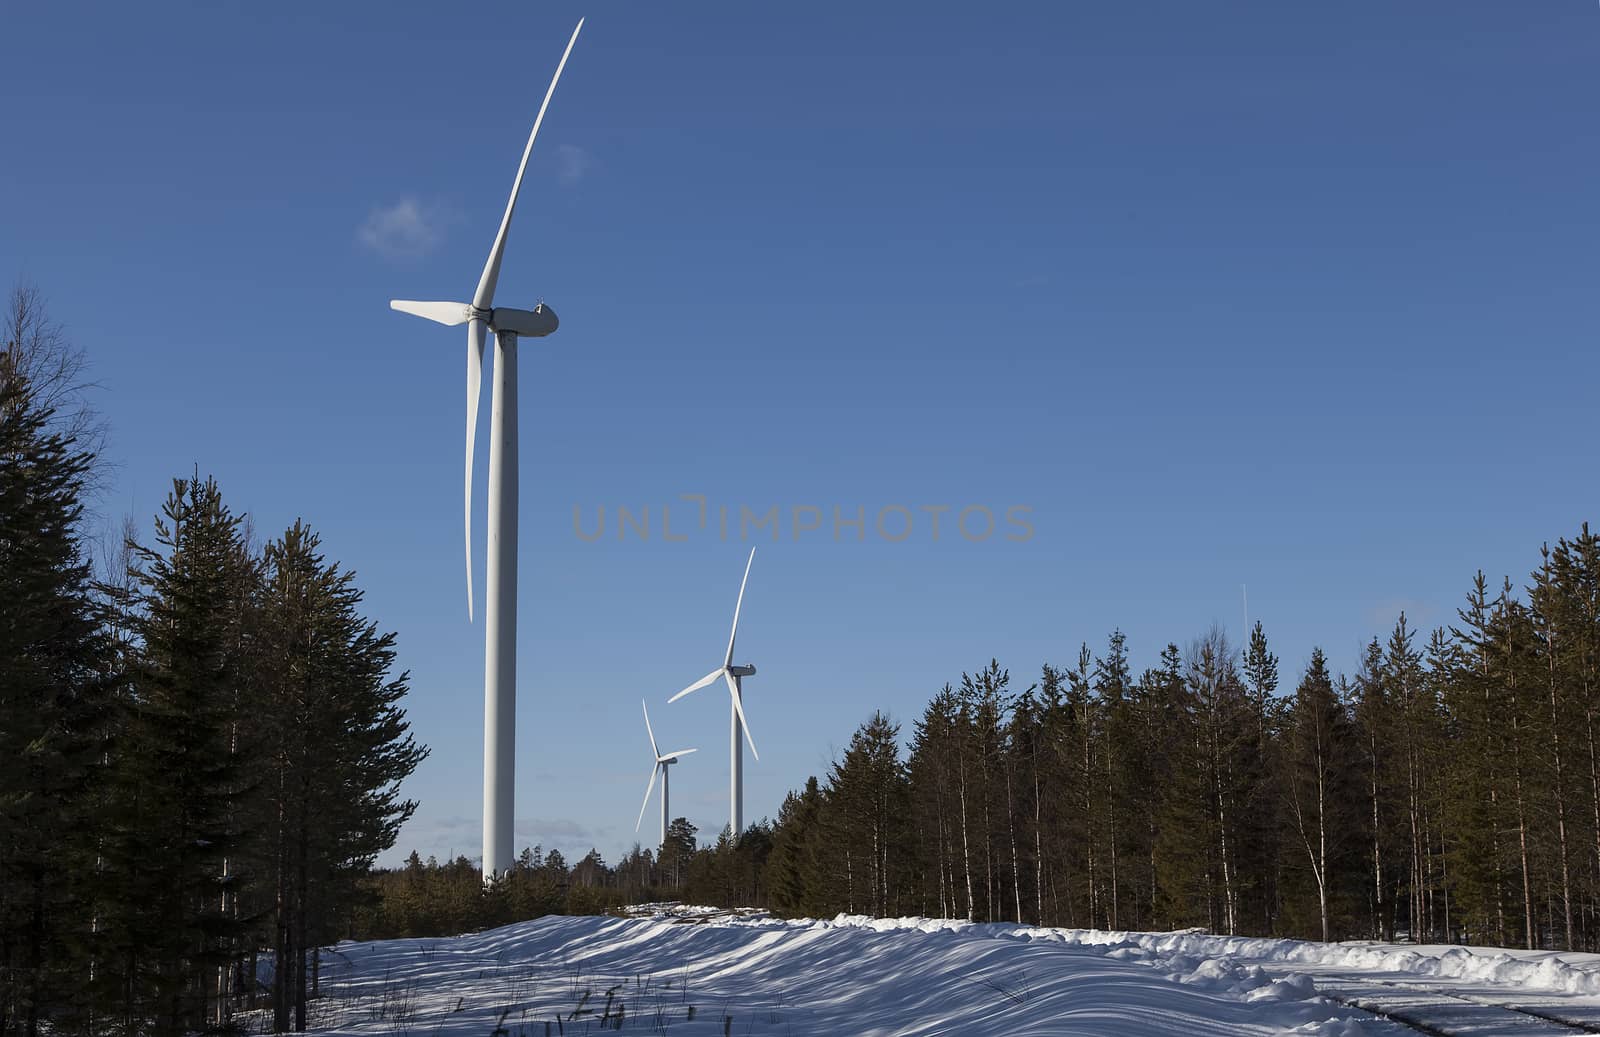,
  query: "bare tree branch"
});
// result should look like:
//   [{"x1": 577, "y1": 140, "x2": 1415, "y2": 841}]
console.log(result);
[{"x1": 3, "y1": 277, "x2": 113, "y2": 493}]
